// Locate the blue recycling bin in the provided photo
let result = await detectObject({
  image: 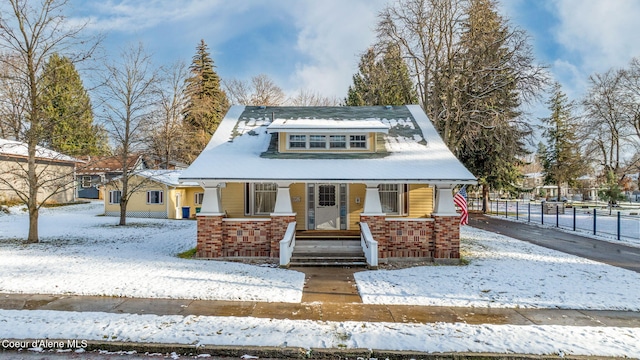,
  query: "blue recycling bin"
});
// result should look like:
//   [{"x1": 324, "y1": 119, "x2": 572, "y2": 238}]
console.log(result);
[{"x1": 181, "y1": 206, "x2": 190, "y2": 219}]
